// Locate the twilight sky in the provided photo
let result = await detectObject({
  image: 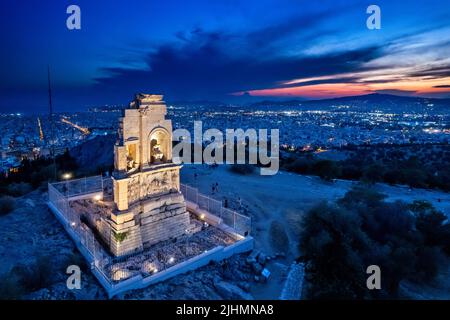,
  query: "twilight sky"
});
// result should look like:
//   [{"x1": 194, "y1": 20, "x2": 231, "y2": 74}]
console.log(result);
[{"x1": 1, "y1": 0, "x2": 450, "y2": 113}]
